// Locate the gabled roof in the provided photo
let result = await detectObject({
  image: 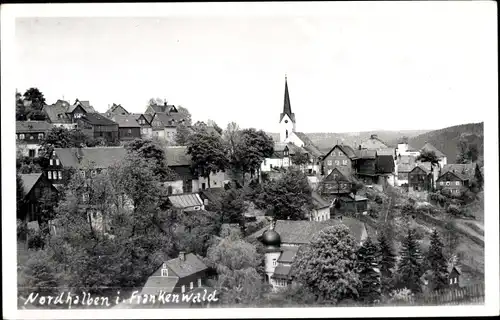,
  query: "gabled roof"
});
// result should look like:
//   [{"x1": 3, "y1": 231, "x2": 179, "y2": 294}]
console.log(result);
[
  {"x1": 105, "y1": 103, "x2": 129, "y2": 115},
  {"x1": 323, "y1": 167, "x2": 353, "y2": 183},
  {"x1": 68, "y1": 100, "x2": 96, "y2": 113},
  {"x1": 111, "y1": 115, "x2": 141, "y2": 128},
  {"x1": 80, "y1": 113, "x2": 118, "y2": 126},
  {"x1": 447, "y1": 265, "x2": 462, "y2": 275},
  {"x1": 148, "y1": 104, "x2": 177, "y2": 114},
  {"x1": 311, "y1": 191, "x2": 331, "y2": 209},
  {"x1": 323, "y1": 144, "x2": 358, "y2": 160},
  {"x1": 272, "y1": 264, "x2": 292, "y2": 279},
  {"x1": 279, "y1": 76, "x2": 296, "y2": 123},
  {"x1": 376, "y1": 155, "x2": 395, "y2": 174},
  {"x1": 440, "y1": 163, "x2": 475, "y2": 181},
  {"x1": 294, "y1": 132, "x2": 323, "y2": 157},
  {"x1": 165, "y1": 253, "x2": 208, "y2": 278},
  {"x1": 397, "y1": 163, "x2": 415, "y2": 173},
  {"x1": 152, "y1": 112, "x2": 187, "y2": 128},
  {"x1": 361, "y1": 135, "x2": 388, "y2": 150},
  {"x1": 277, "y1": 246, "x2": 299, "y2": 263},
  {"x1": 165, "y1": 146, "x2": 192, "y2": 166},
  {"x1": 410, "y1": 162, "x2": 432, "y2": 174},
  {"x1": 141, "y1": 276, "x2": 178, "y2": 296},
  {"x1": 168, "y1": 193, "x2": 203, "y2": 209},
  {"x1": 377, "y1": 148, "x2": 395, "y2": 156},
  {"x1": 421, "y1": 142, "x2": 446, "y2": 158},
  {"x1": 199, "y1": 188, "x2": 225, "y2": 204},
  {"x1": 16, "y1": 121, "x2": 54, "y2": 133},
  {"x1": 43, "y1": 101, "x2": 73, "y2": 123},
  {"x1": 53, "y1": 147, "x2": 127, "y2": 169},
  {"x1": 20, "y1": 173, "x2": 43, "y2": 195}
]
